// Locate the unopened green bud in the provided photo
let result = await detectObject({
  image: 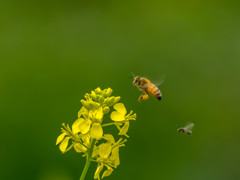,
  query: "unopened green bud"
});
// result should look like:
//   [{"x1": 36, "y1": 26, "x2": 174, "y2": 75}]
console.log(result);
[
  {"x1": 89, "y1": 101, "x2": 100, "y2": 109},
  {"x1": 91, "y1": 91, "x2": 97, "y2": 100},
  {"x1": 103, "y1": 97, "x2": 109, "y2": 103},
  {"x1": 104, "y1": 88, "x2": 113, "y2": 97},
  {"x1": 114, "y1": 96, "x2": 121, "y2": 103},
  {"x1": 84, "y1": 93, "x2": 91, "y2": 100},
  {"x1": 108, "y1": 96, "x2": 121, "y2": 106},
  {"x1": 103, "y1": 106, "x2": 110, "y2": 114},
  {"x1": 103, "y1": 88, "x2": 107, "y2": 93},
  {"x1": 81, "y1": 100, "x2": 91, "y2": 110},
  {"x1": 105, "y1": 97, "x2": 115, "y2": 106},
  {"x1": 98, "y1": 95, "x2": 104, "y2": 103},
  {"x1": 95, "y1": 87, "x2": 102, "y2": 94}
]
